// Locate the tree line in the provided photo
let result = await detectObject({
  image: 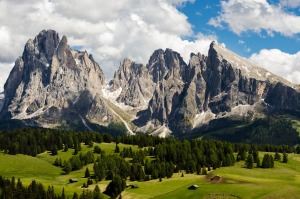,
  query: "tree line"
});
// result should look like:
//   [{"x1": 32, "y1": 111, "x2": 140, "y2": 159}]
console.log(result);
[
  {"x1": 0, "y1": 128, "x2": 297, "y2": 157},
  {"x1": 0, "y1": 176, "x2": 104, "y2": 199}
]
